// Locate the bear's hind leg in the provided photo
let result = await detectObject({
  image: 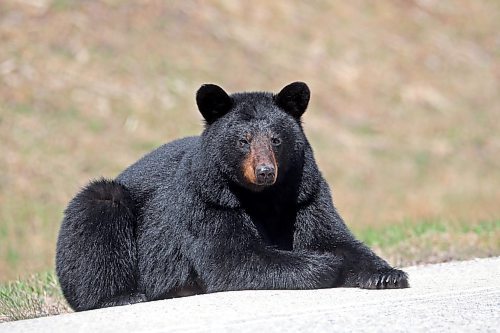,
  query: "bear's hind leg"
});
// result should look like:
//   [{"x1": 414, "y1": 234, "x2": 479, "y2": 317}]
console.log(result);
[{"x1": 56, "y1": 179, "x2": 140, "y2": 311}]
